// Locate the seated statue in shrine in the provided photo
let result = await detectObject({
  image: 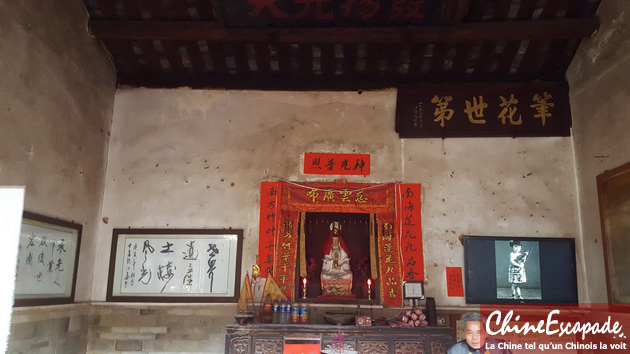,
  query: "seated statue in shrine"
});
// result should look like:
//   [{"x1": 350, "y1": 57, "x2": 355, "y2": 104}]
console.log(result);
[{"x1": 321, "y1": 222, "x2": 353, "y2": 296}]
